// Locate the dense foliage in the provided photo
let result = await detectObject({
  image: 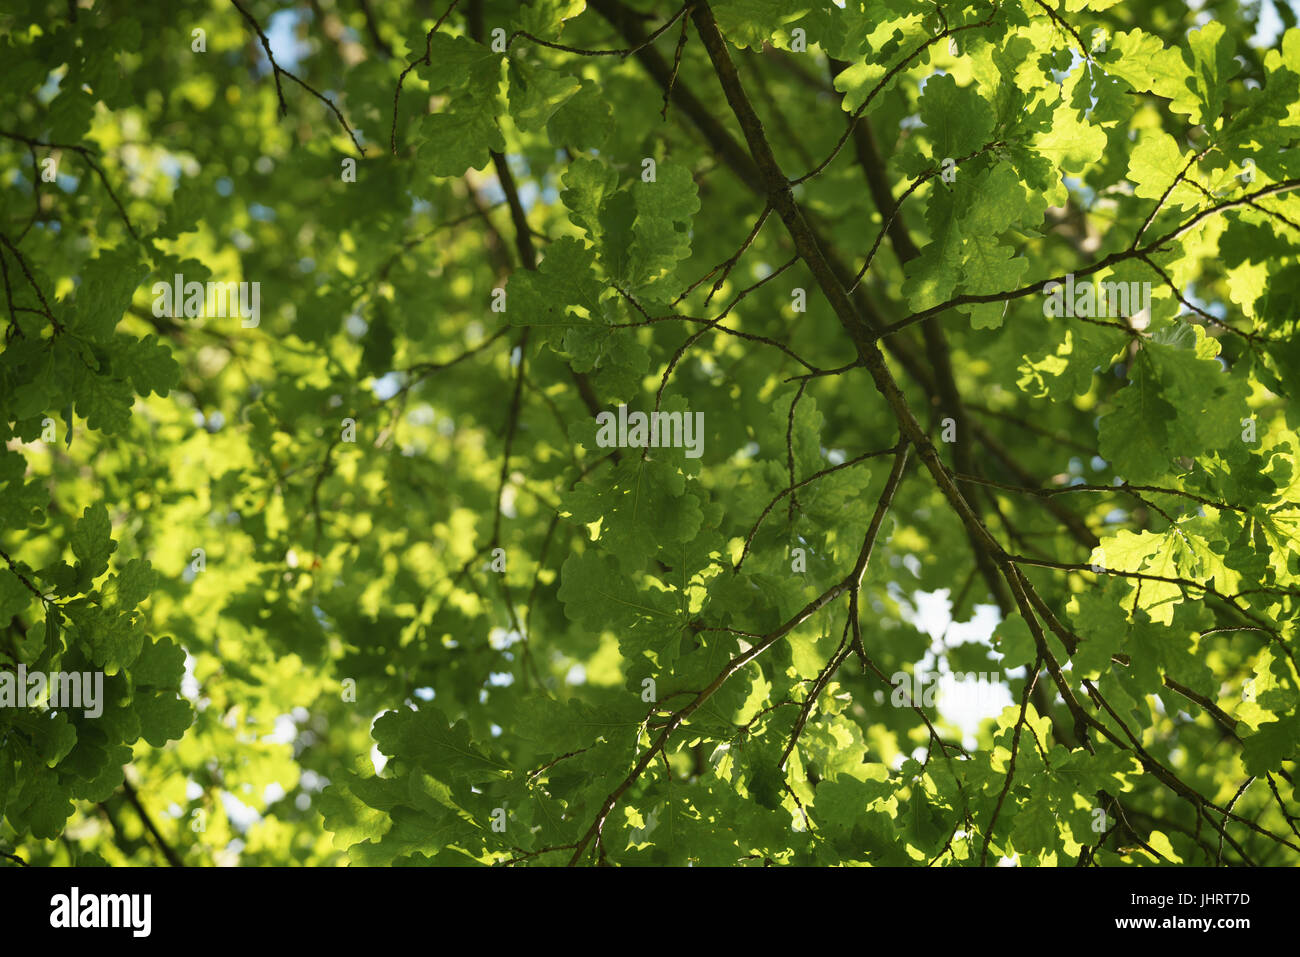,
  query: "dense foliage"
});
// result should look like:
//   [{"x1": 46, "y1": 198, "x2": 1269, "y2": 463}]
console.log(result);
[{"x1": 2, "y1": 0, "x2": 1299, "y2": 867}]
